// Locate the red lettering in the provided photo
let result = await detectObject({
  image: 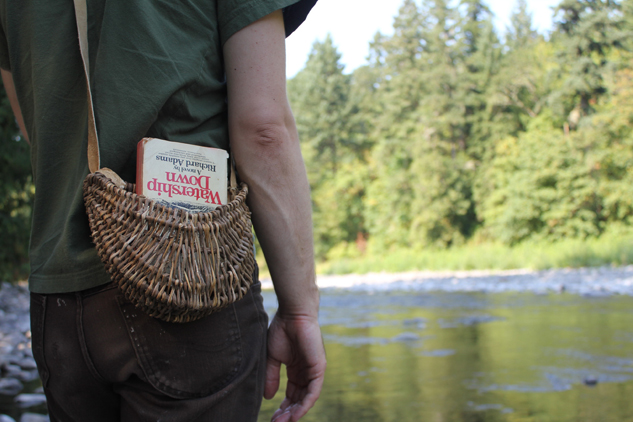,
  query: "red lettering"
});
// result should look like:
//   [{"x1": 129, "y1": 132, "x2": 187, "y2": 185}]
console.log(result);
[{"x1": 197, "y1": 175, "x2": 210, "y2": 189}]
